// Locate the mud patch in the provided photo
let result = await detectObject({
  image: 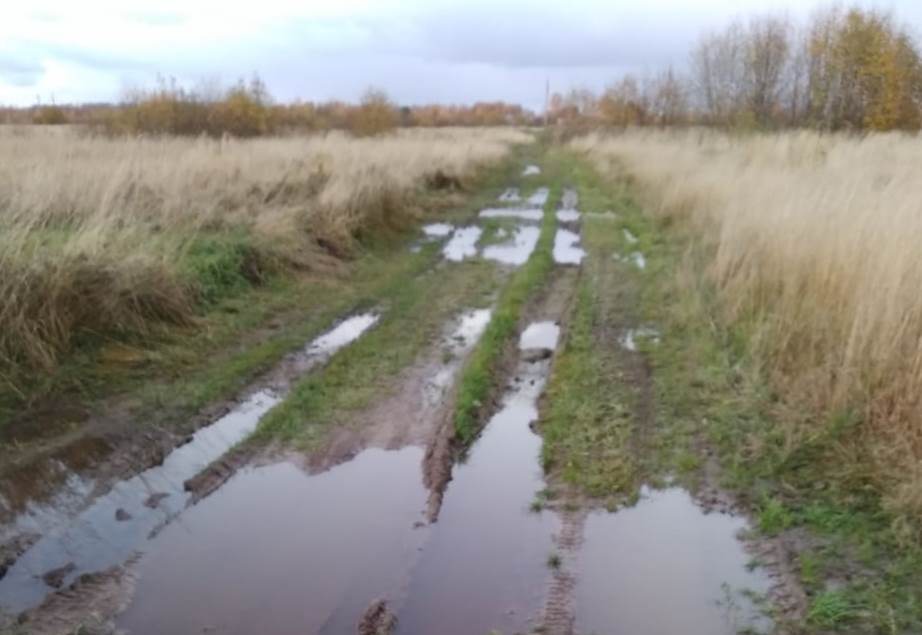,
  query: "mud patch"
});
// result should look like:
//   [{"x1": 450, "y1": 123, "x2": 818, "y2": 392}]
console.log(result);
[{"x1": 574, "y1": 487, "x2": 771, "y2": 635}]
